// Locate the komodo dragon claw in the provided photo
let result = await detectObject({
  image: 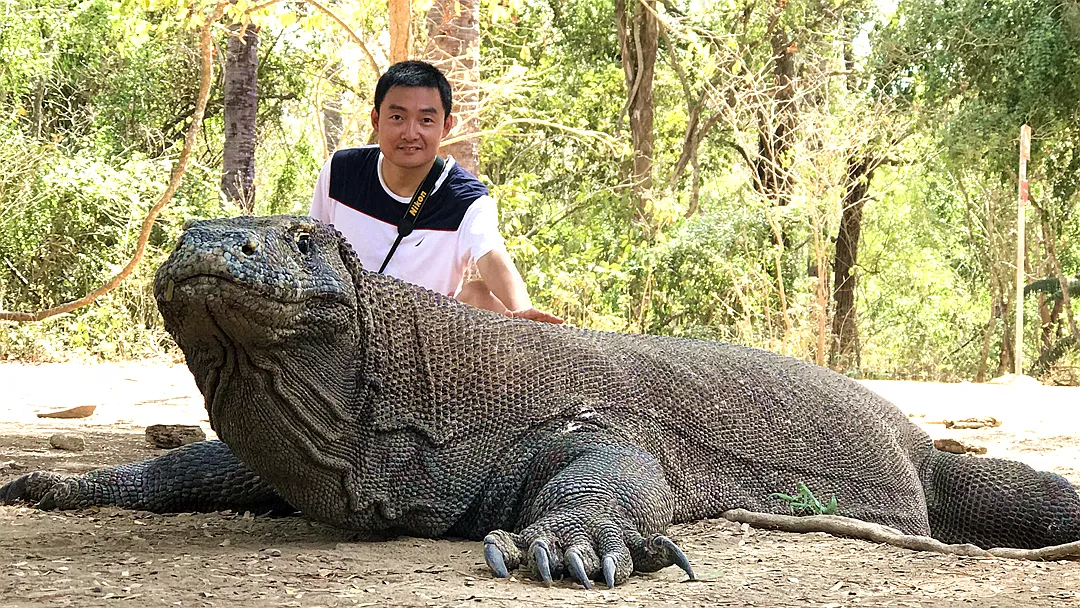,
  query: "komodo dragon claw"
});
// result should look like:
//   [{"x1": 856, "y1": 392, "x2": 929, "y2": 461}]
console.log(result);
[
  {"x1": 0, "y1": 471, "x2": 67, "y2": 508},
  {"x1": 601, "y1": 555, "x2": 617, "y2": 589},
  {"x1": 650, "y1": 535, "x2": 695, "y2": 581},
  {"x1": 531, "y1": 539, "x2": 554, "y2": 585},
  {"x1": 482, "y1": 527, "x2": 695, "y2": 588},
  {"x1": 565, "y1": 548, "x2": 591, "y2": 589},
  {"x1": 483, "y1": 535, "x2": 510, "y2": 578}
]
